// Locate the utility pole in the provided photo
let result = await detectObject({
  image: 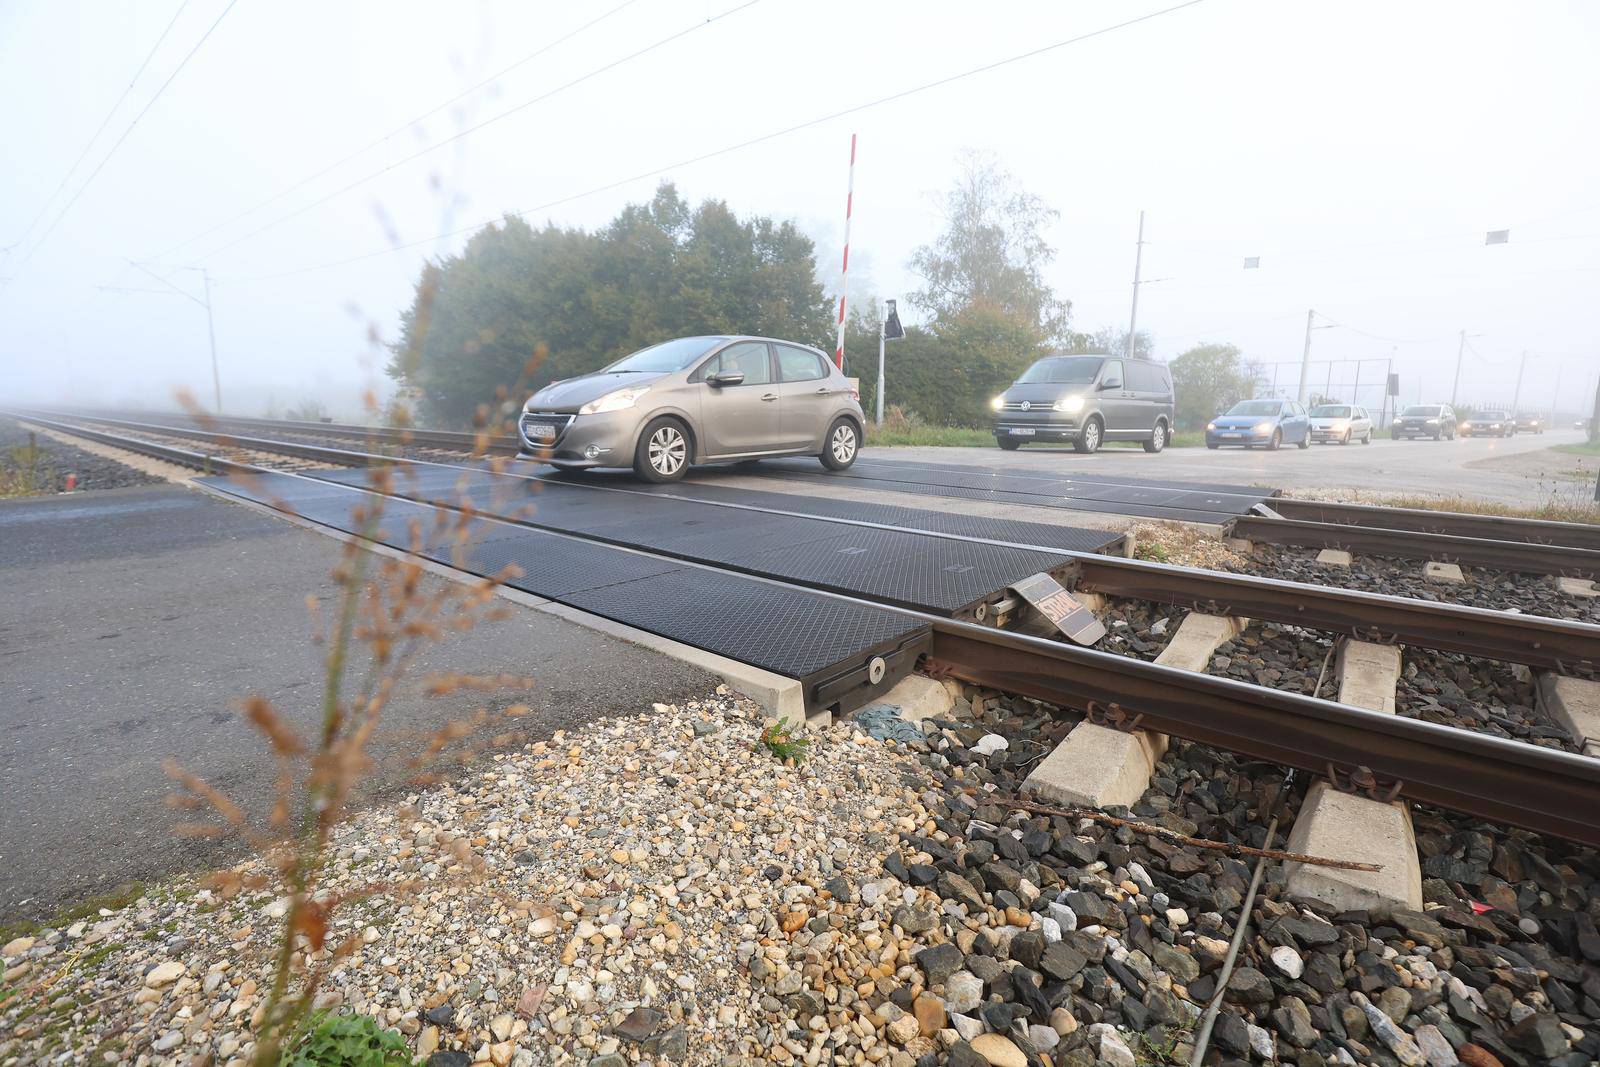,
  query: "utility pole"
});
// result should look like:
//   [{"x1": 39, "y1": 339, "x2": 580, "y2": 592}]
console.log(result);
[
  {"x1": 201, "y1": 268, "x2": 221, "y2": 414},
  {"x1": 1450, "y1": 329, "x2": 1465, "y2": 408},
  {"x1": 124, "y1": 260, "x2": 223, "y2": 413},
  {"x1": 1296, "y1": 309, "x2": 1314, "y2": 403},
  {"x1": 1125, "y1": 210, "x2": 1145, "y2": 360},
  {"x1": 876, "y1": 301, "x2": 886, "y2": 426},
  {"x1": 1511, "y1": 350, "x2": 1528, "y2": 414},
  {"x1": 1550, "y1": 360, "x2": 1563, "y2": 422}
]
